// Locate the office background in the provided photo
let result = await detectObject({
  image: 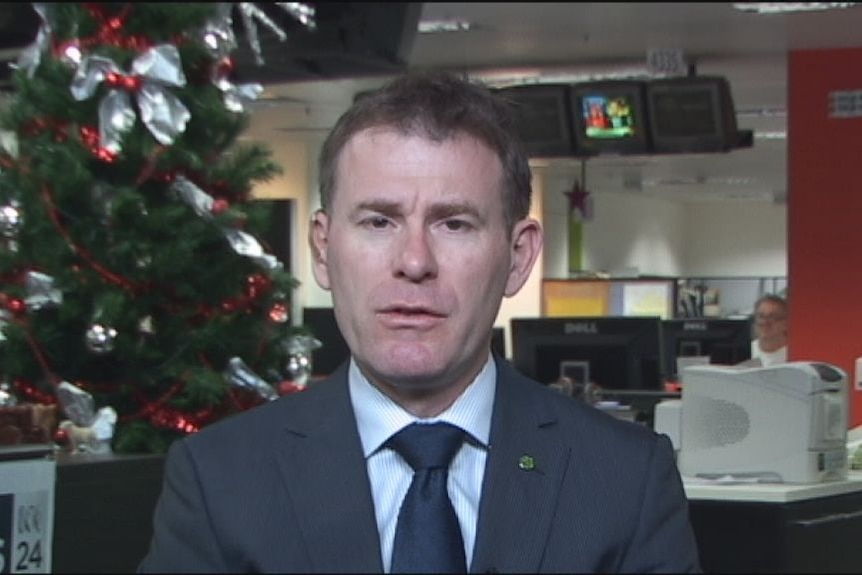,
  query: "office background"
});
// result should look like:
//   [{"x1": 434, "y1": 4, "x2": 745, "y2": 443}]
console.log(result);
[
  {"x1": 1, "y1": 3, "x2": 855, "y2": 421},
  {"x1": 250, "y1": 132, "x2": 787, "y2": 339},
  {"x1": 0, "y1": 6, "x2": 860, "y2": 573},
  {"x1": 237, "y1": 4, "x2": 862, "y2": 427}
]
